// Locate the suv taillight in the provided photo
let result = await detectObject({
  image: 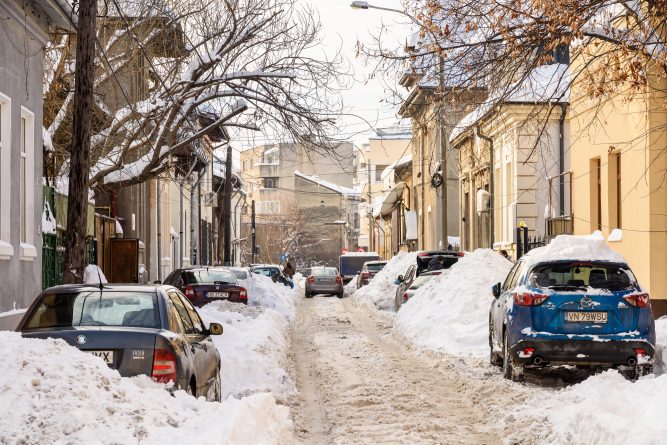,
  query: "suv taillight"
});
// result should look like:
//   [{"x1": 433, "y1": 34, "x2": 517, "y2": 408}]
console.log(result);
[
  {"x1": 336, "y1": 275, "x2": 342, "y2": 283},
  {"x1": 152, "y1": 349, "x2": 177, "y2": 384},
  {"x1": 513, "y1": 291, "x2": 548, "y2": 306},
  {"x1": 184, "y1": 285, "x2": 195, "y2": 300},
  {"x1": 624, "y1": 293, "x2": 650, "y2": 308},
  {"x1": 239, "y1": 287, "x2": 248, "y2": 300},
  {"x1": 307, "y1": 275, "x2": 315, "y2": 283}
]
